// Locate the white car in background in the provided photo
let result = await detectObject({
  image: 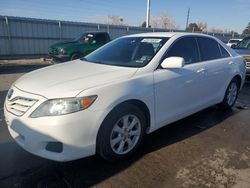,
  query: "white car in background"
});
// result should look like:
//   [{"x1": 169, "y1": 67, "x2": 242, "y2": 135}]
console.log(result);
[
  {"x1": 227, "y1": 38, "x2": 242, "y2": 47},
  {"x1": 4, "y1": 32, "x2": 246, "y2": 162}
]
